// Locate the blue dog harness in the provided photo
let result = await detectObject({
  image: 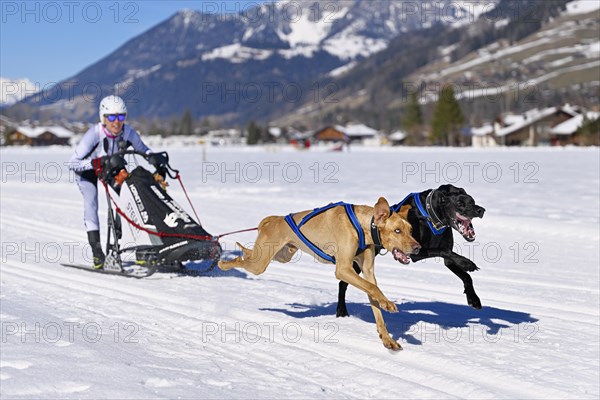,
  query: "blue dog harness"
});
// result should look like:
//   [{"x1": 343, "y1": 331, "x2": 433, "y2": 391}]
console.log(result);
[
  {"x1": 284, "y1": 202, "x2": 366, "y2": 264},
  {"x1": 391, "y1": 192, "x2": 447, "y2": 236}
]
